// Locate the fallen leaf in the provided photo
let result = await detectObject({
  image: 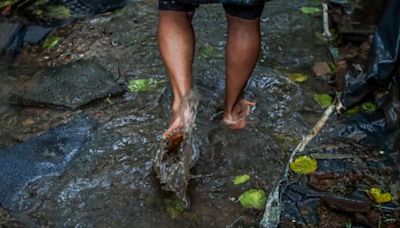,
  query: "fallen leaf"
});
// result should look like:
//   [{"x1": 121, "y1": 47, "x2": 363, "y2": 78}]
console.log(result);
[
  {"x1": 300, "y1": 6, "x2": 321, "y2": 15},
  {"x1": 344, "y1": 106, "x2": 360, "y2": 116},
  {"x1": 361, "y1": 102, "x2": 377, "y2": 112},
  {"x1": 128, "y1": 79, "x2": 166, "y2": 93},
  {"x1": 290, "y1": 155, "x2": 318, "y2": 174},
  {"x1": 42, "y1": 36, "x2": 62, "y2": 49},
  {"x1": 233, "y1": 174, "x2": 250, "y2": 185},
  {"x1": 367, "y1": 187, "x2": 393, "y2": 204},
  {"x1": 314, "y1": 93, "x2": 333, "y2": 109},
  {"x1": 47, "y1": 5, "x2": 71, "y2": 19},
  {"x1": 200, "y1": 45, "x2": 224, "y2": 58},
  {"x1": 289, "y1": 73, "x2": 308, "y2": 83},
  {"x1": 165, "y1": 197, "x2": 186, "y2": 218},
  {"x1": 21, "y1": 118, "x2": 35, "y2": 126},
  {"x1": 238, "y1": 189, "x2": 266, "y2": 209}
]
